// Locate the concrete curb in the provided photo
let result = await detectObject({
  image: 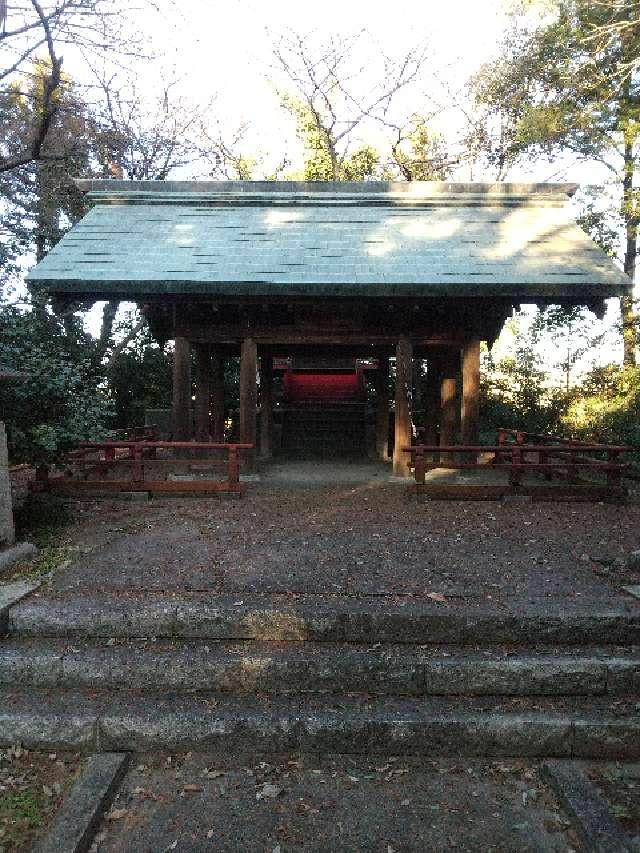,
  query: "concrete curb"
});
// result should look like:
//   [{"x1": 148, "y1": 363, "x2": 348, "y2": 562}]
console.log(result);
[
  {"x1": 0, "y1": 542, "x2": 37, "y2": 575},
  {"x1": 32, "y1": 752, "x2": 129, "y2": 853},
  {"x1": 0, "y1": 579, "x2": 40, "y2": 632},
  {"x1": 623, "y1": 585, "x2": 640, "y2": 601},
  {"x1": 541, "y1": 760, "x2": 631, "y2": 853}
]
